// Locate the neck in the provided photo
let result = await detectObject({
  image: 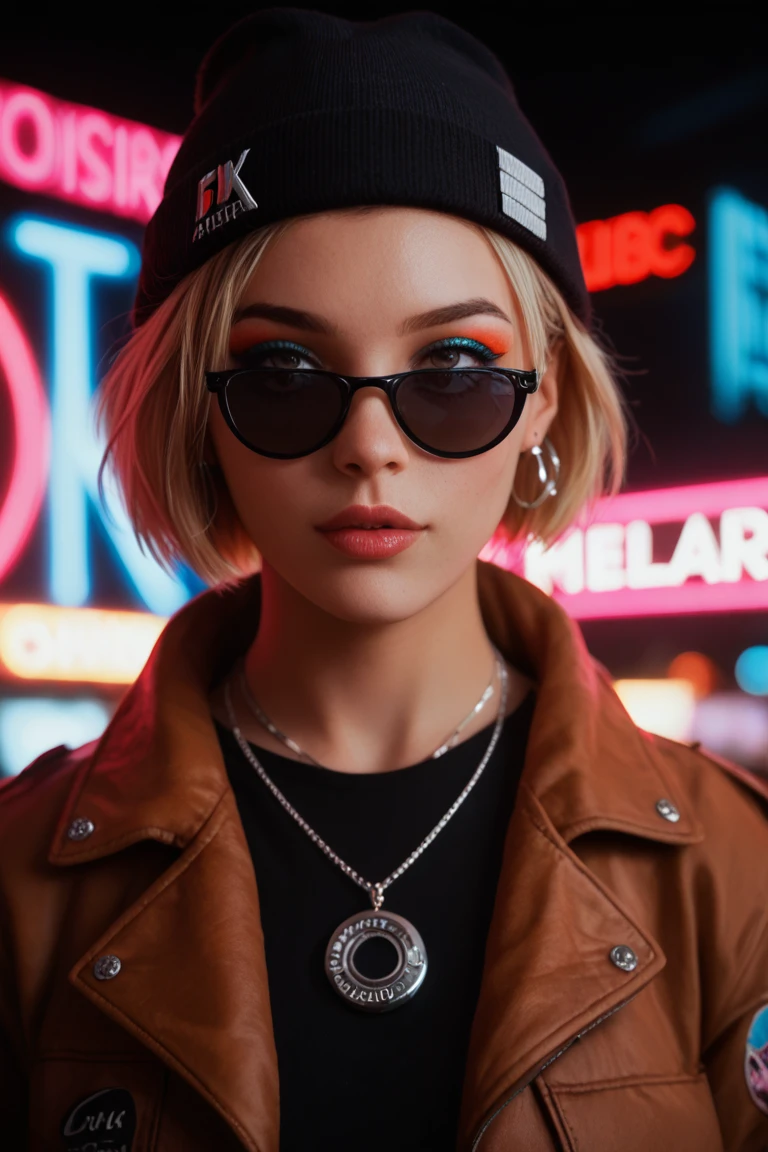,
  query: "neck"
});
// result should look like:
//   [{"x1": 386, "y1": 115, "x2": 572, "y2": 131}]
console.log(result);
[{"x1": 216, "y1": 559, "x2": 531, "y2": 774}]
